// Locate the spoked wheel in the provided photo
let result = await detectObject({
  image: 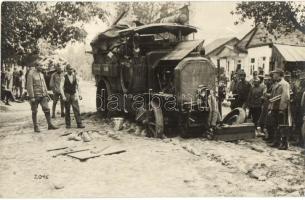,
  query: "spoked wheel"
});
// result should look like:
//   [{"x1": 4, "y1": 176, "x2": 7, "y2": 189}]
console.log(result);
[{"x1": 146, "y1": 101, "x2": 164, "y2": 138}]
